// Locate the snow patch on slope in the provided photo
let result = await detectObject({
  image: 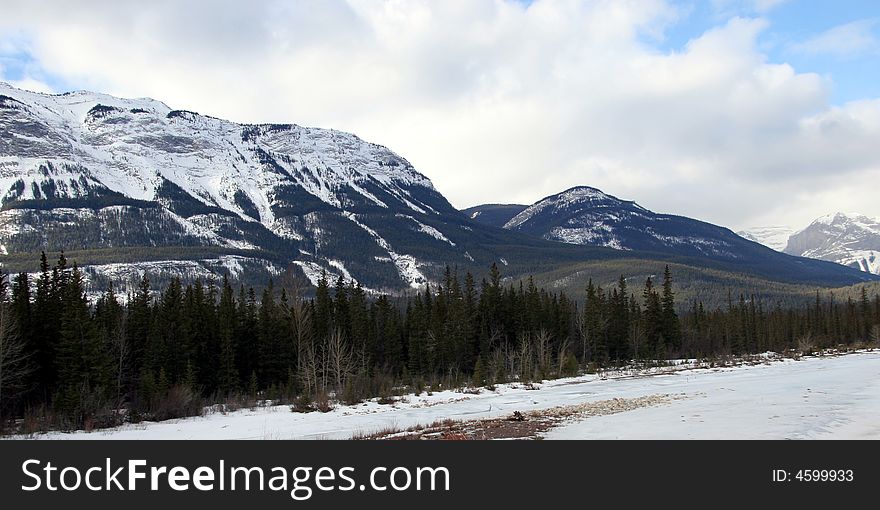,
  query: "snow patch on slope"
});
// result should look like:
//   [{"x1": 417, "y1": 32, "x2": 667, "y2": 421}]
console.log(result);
[
  {"x1": 342, "y1": 212, "x2": 427, "y2": 288},
  {"x1": 396, "y1": 214, "x2": 455, "y2": 246}
]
